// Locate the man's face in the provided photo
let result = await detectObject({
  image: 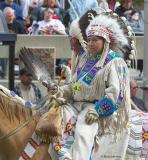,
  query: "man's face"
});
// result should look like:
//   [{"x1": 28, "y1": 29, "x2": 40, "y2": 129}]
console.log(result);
[
  {"x1": 4, "y1": 10, "x2": 15, "y2": 24},
  {"x1": 130, "y1": 81, "x2": 138, "y2": 97},
  {"x1": 87, "y1": 36, "x2": 104, "y2": 56},
  {"x1": 70, "y1": 37, "x2": 82, "y2": 56},
  {"x1": 20, "y1": 74, "x2": 33, "y2": 86},
  {"x1": 132, "y1": 12, "x2": 140, "y2": 21},
  {"x1": 123, "y1": 1, "x2": 133, "y2": 9},
  {"x1": 44, "y1": 11, "x2": 53, "y2": 21}
]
